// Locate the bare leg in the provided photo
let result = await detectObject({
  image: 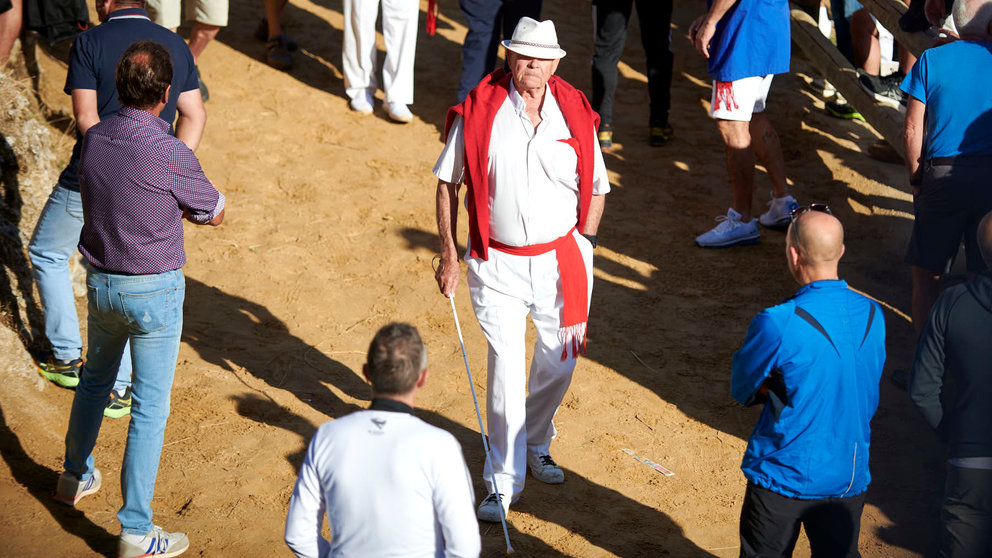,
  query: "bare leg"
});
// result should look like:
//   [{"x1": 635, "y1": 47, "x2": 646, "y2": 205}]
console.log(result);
[
  {"x1": 750, "y1": 113, "x2": 789, "y2": 198},
  {"x1": 850, "y1": 8, "x2": 880, "y2": 74},
  {"x1": 912, "y1": 265, "x2": 940, "y2": 338},
  {"x1": 188, "y1": 22, "x2": 220, "y2": 64},
  {"x1": 898, "y1": 43, "x2": 917, "y2": 74},
  {"x1": 264, "y1": 0, "x2": 287, "y2": 40},
  {"x1": 717, "y1": 119, "x2": 755, "y2": 221},
  {"x1": 0, "y1": 0, "x2": 23, "y2": 66}
]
